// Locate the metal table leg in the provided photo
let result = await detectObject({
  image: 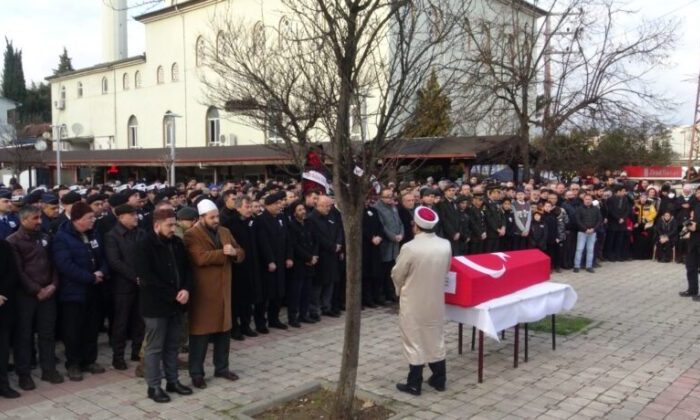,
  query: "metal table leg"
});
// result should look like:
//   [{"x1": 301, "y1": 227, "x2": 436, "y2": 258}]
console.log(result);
[
  {"x1": 514, "y1": 324, "x2": 520, "y2": 368},
  {"x1": 471, "y1": 326, "x2": 476, "y2": 351},
  {"x1": 478, "y1": 330, "x2": 484, "y2": 383},
  {"x1": 524, "y1": 323, "x2": 529, "y2": 362},
  {"x1": 458, "y1": 323, "x2": 463, "y2": 355}
]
